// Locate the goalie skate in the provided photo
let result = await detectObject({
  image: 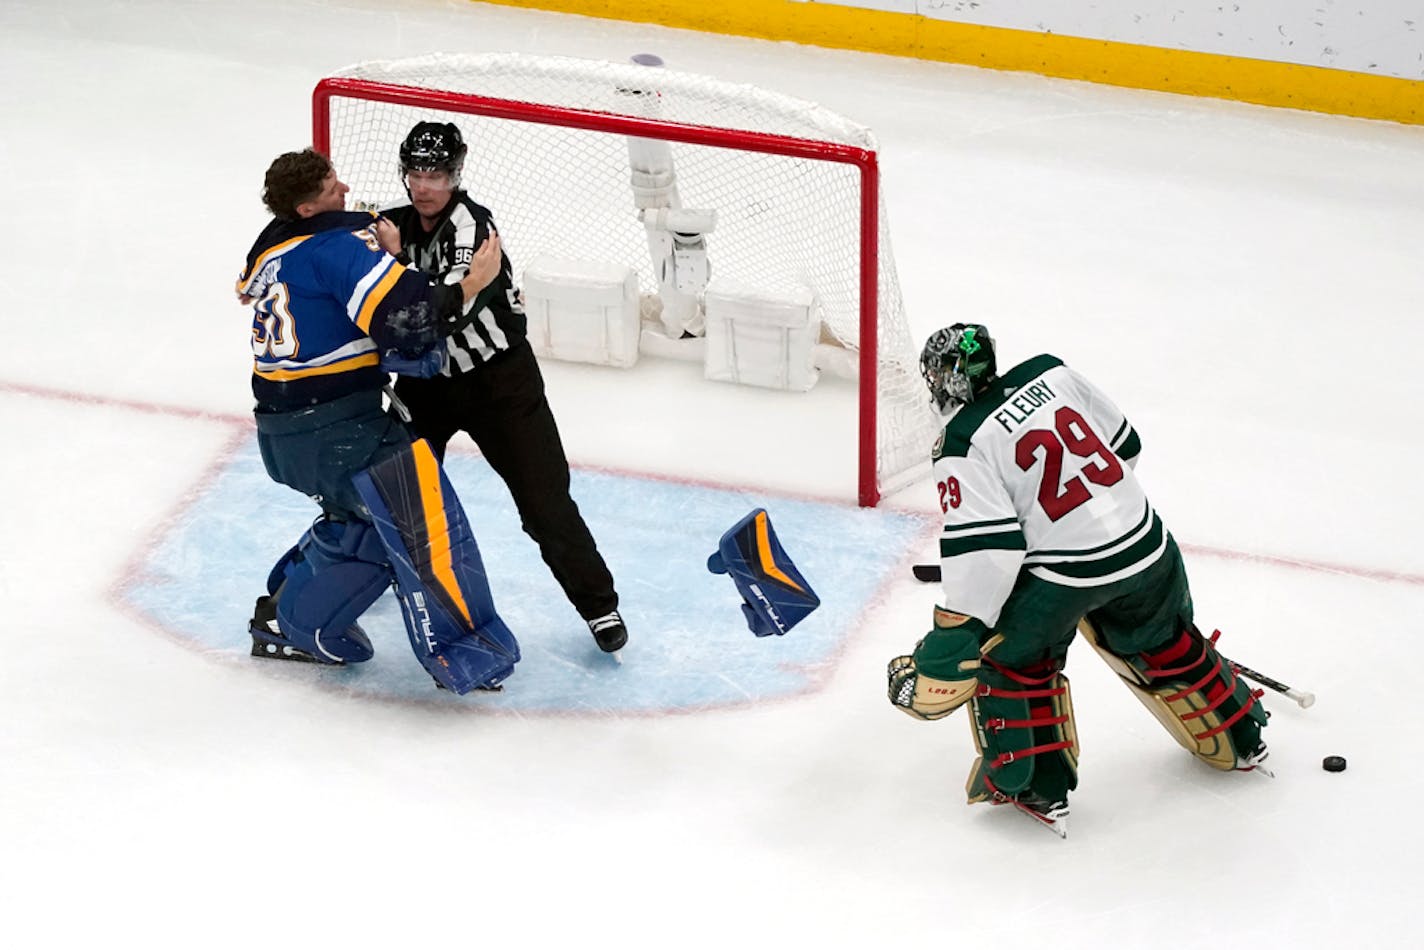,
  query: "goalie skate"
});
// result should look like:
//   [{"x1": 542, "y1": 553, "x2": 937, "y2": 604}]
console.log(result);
[
  {"x1": 247, "y1": 595, "x2": 370, "y2": 666},
  {"x1": 995, "y1": 791, "x2": 1069, "y2": 839},
  {"x1": 432, "y1": 675, "x2": 504, "y2": 693},
  {"x1": 1236, "y1": 742, "x2": 1274, "y2": 778},
  {"x1": 249, "y1": 619, "x2": 328, "y2": 664}
]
